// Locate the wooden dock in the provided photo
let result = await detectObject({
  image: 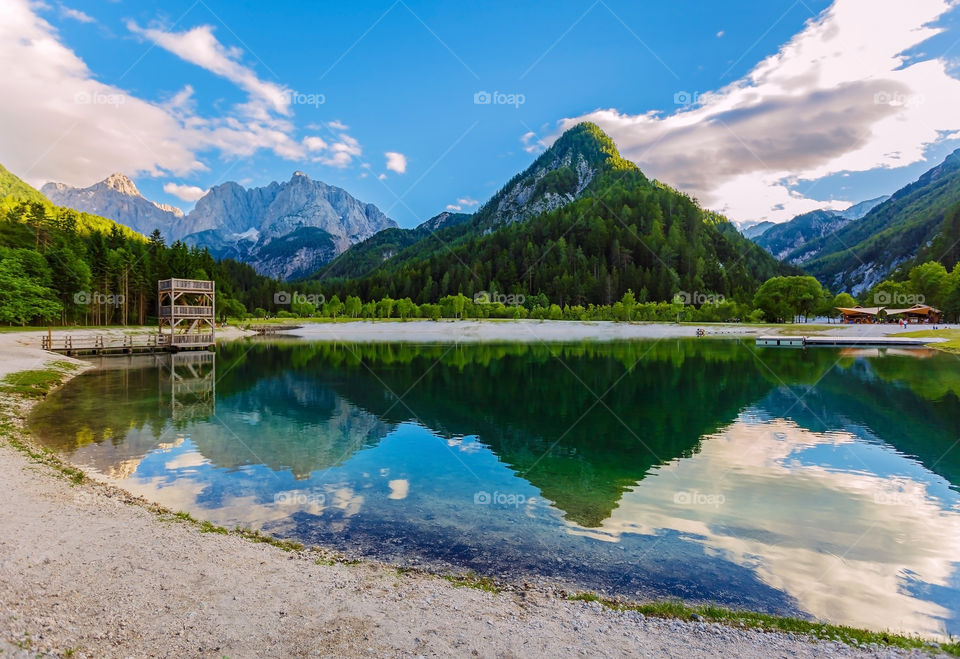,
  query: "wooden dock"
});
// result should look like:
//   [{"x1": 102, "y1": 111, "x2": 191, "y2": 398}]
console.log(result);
[
  {"x1": 756, "y1": 335, "x2": 934, "y2": 348},
  {"x1": 42, "y1": 333, "x2": 215, "y2": 356},
  {"x1": 249, "y1": 324, "x2": 303, "y2": 335}
]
